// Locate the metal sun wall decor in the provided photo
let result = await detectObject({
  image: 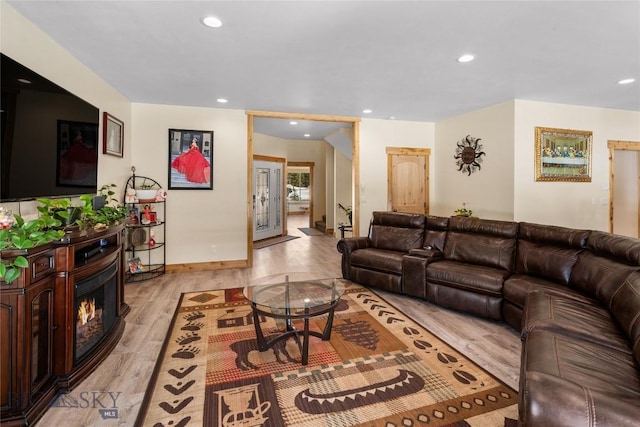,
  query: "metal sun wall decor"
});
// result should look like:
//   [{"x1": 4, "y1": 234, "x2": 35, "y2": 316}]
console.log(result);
[{"x1": 454, "y1": 135, "x2": 486, "y2": 176}]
